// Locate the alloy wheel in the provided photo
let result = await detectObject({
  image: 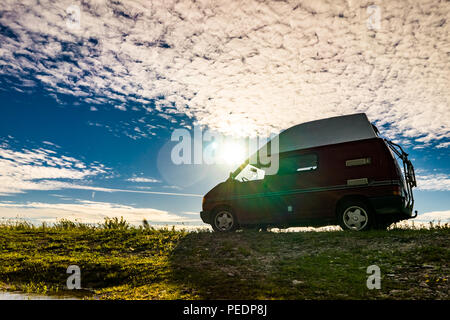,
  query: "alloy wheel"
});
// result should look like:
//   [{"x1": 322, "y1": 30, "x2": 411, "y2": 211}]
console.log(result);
[
  {"x1": 342, "y1": 206, "x2": 369, "y2": 231},
  {"x1": 214, "y1": 211, "x2": 234, "y2": 231}
]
